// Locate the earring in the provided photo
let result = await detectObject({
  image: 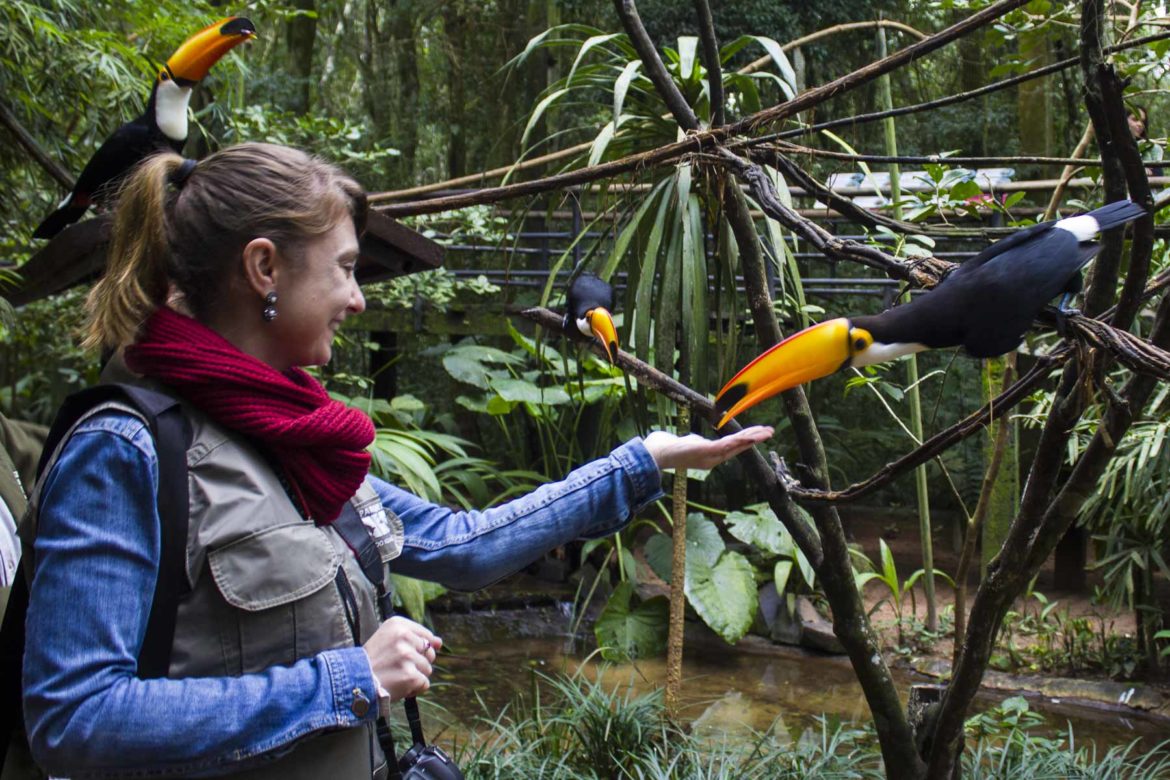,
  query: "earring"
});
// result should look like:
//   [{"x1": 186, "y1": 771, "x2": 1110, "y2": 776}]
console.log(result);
[{"x1": 262, "y1": 291, "x2": 278, "y2": 322}]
